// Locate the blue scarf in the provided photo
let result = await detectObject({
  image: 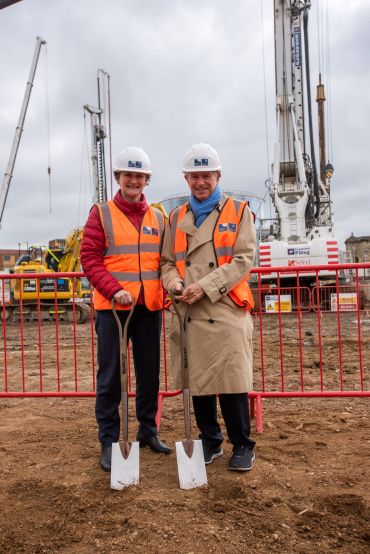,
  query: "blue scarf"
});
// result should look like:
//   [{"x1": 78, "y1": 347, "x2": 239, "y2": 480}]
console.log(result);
[{"x1": 189, "y1": 185, "x2": 222, "y2": 227}]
